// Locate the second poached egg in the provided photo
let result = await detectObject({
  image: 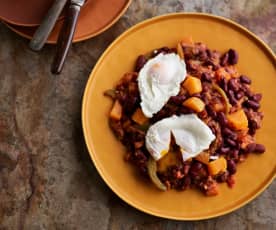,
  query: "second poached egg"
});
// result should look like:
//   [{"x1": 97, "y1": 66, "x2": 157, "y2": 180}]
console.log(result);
[{"x1": 145, "y1": 114, "x2": 216, "y2": 161}]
